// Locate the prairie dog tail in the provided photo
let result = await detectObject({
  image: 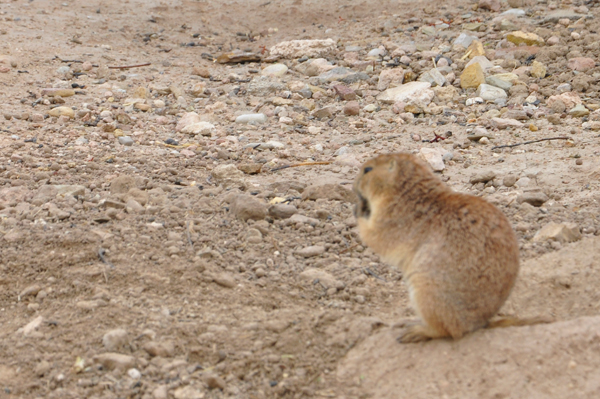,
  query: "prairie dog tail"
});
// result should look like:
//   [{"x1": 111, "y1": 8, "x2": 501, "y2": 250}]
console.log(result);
[{"x1": 487, "y1": 316, "x2": 553, "y2": 329}]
